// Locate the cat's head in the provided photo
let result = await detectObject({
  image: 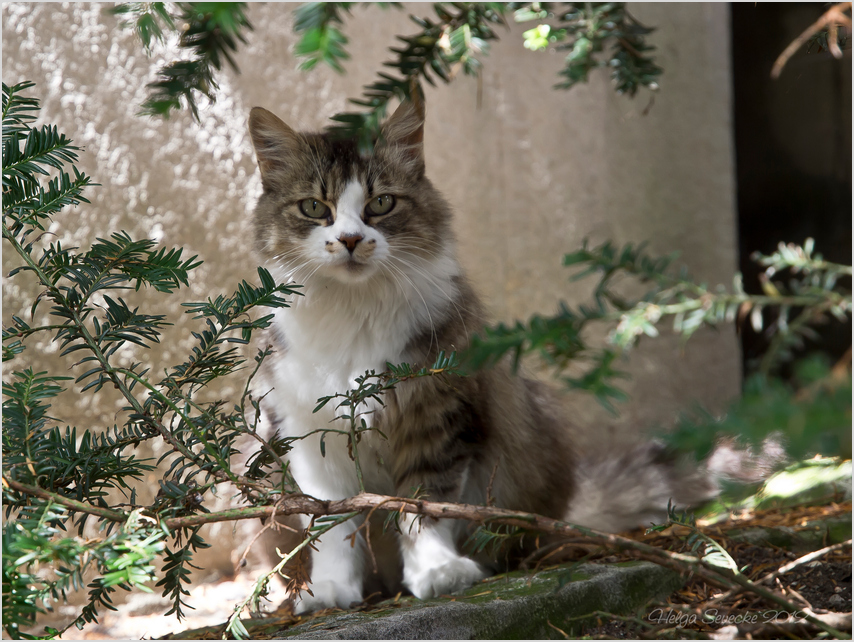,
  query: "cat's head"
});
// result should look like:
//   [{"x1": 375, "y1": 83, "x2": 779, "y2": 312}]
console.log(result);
[{"x1": 248, "y1": 98, "x2": 452, "y2": 286}]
